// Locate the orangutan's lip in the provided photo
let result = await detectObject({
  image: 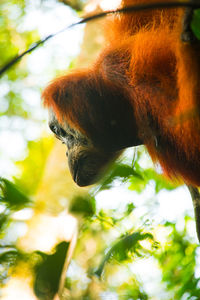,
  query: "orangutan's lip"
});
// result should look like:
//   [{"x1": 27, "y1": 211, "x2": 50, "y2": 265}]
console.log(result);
[
  {"x1": 73, "y1": 162, "x2": 79, "y2": 184},
  {"x1": 71, "y1": 156, "x2": 99, "y2": 187}
]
